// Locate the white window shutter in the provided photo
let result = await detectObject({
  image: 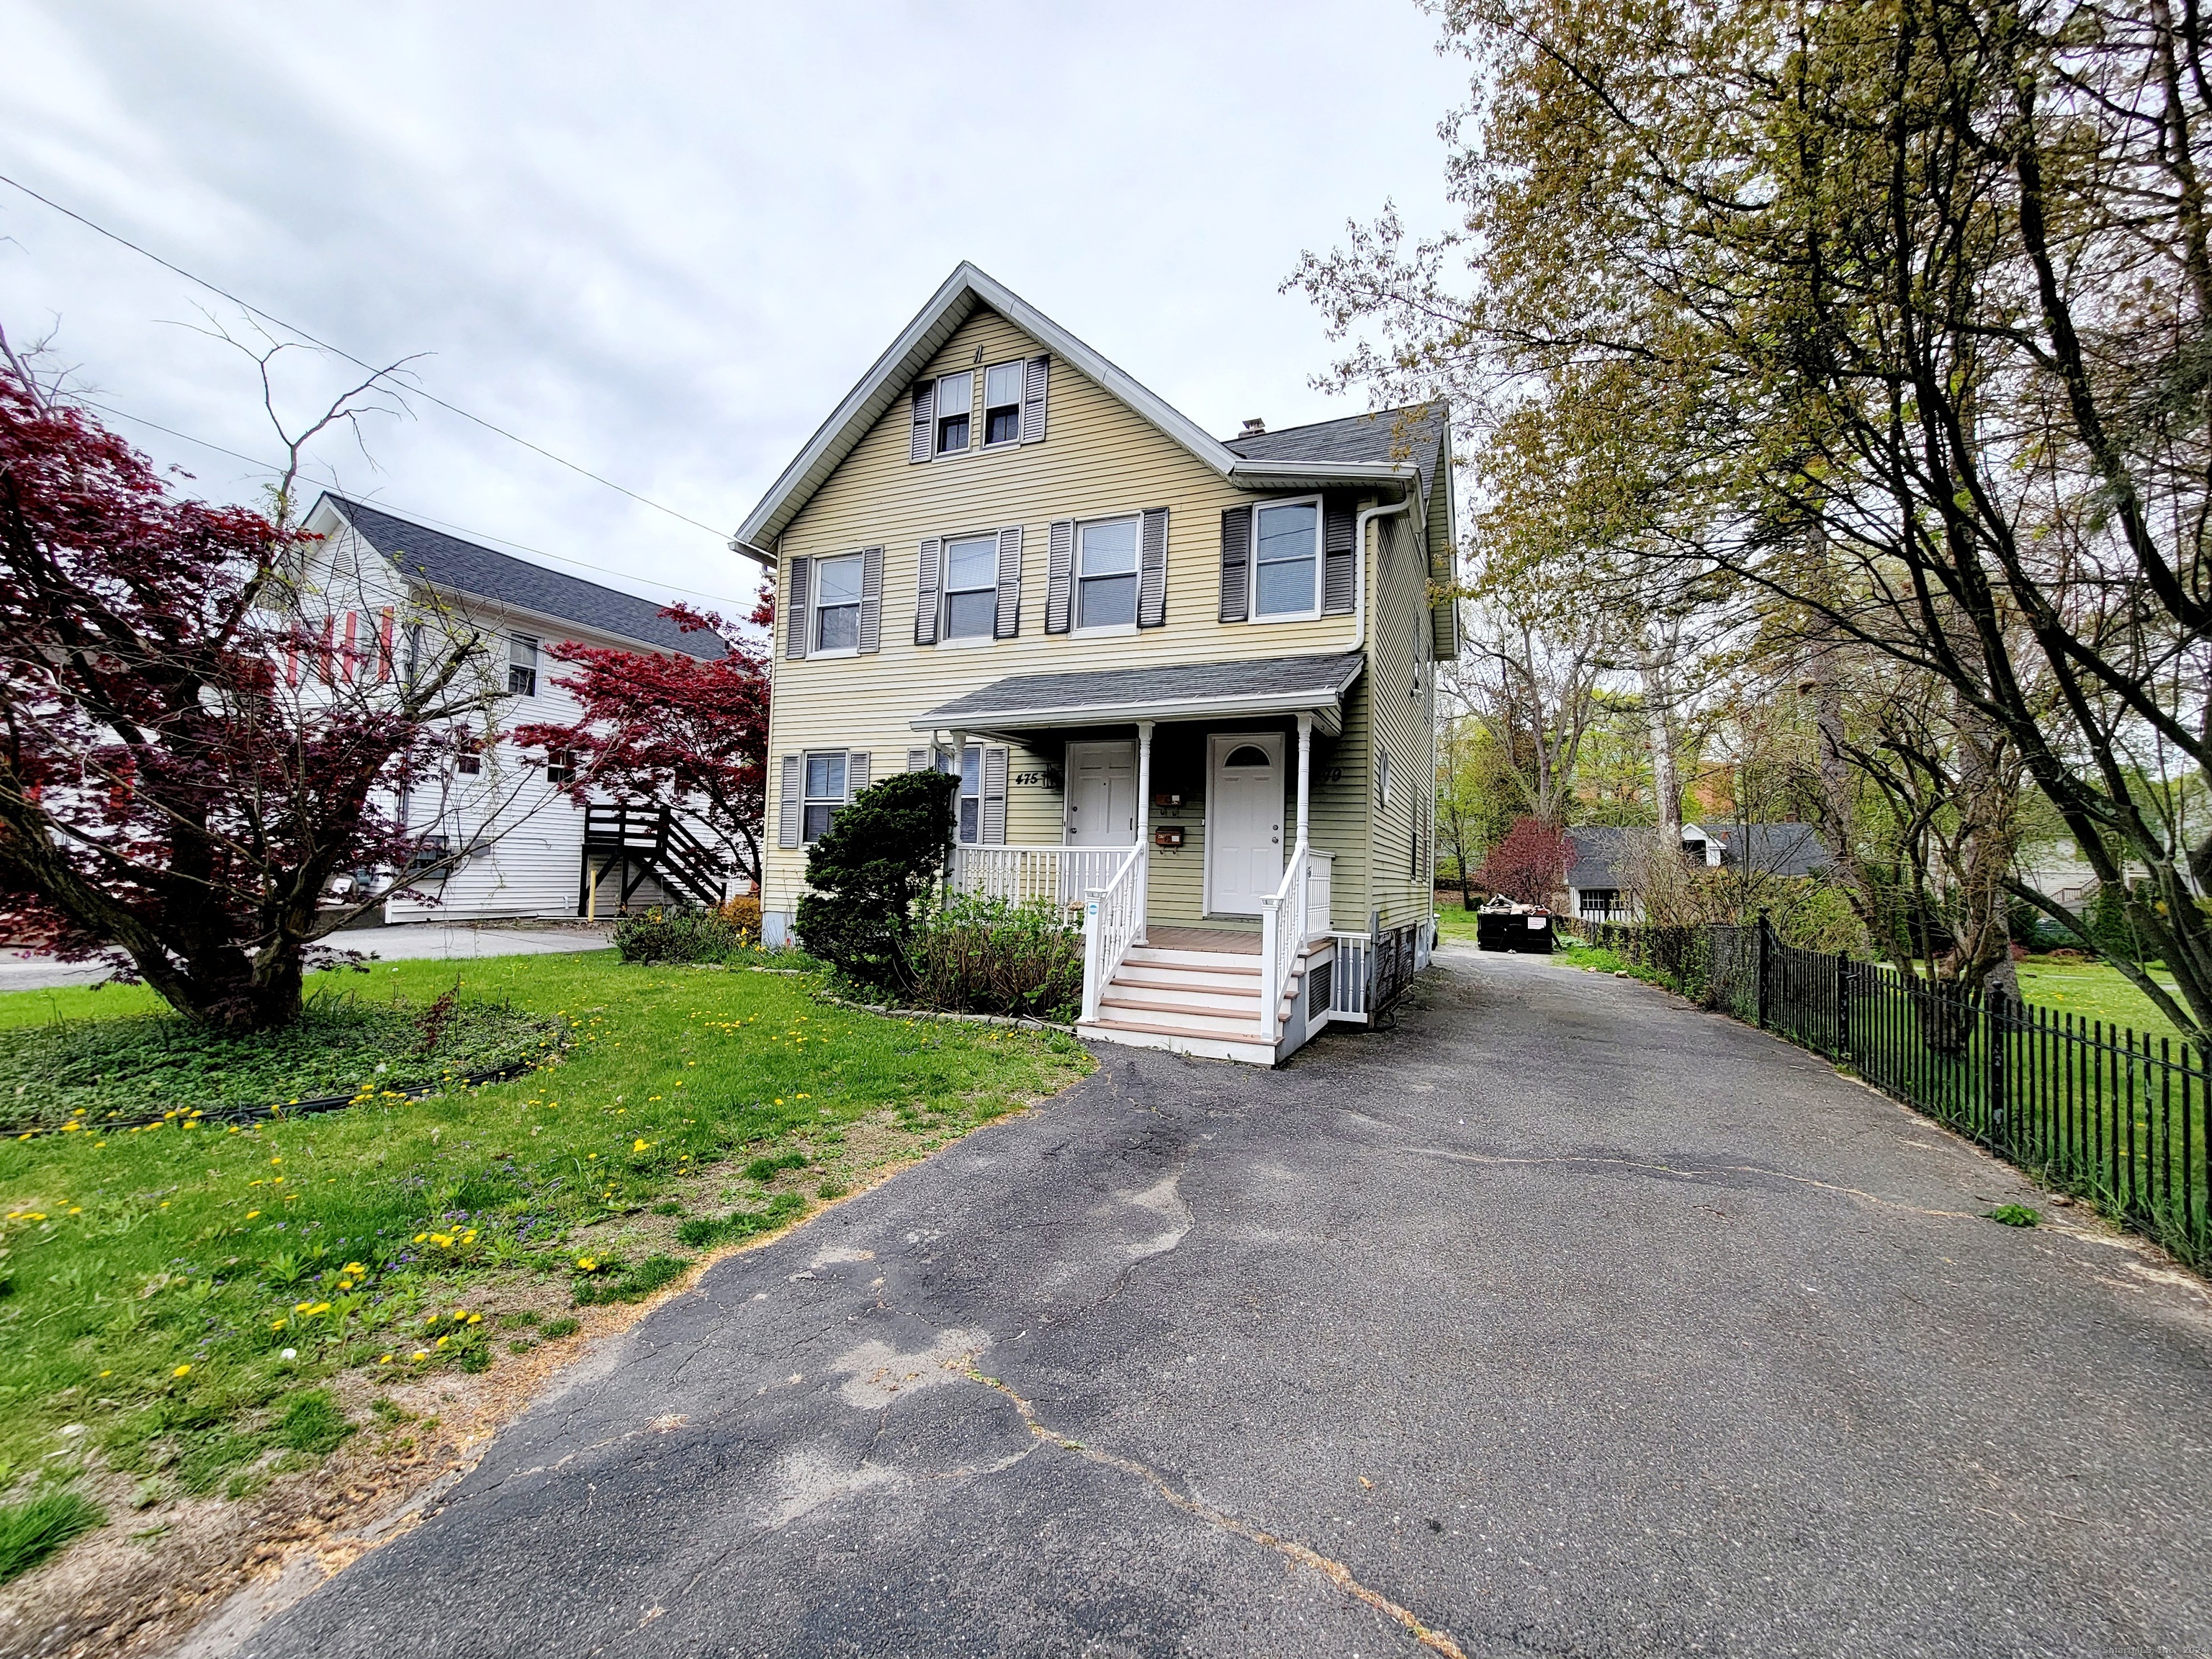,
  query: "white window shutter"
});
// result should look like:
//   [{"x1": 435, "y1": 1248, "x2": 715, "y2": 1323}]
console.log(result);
[
  {"x1": 857, "y1": 545, "x2": 884, "y2": 654},
  {"x1": 981, "y1": 747, "x2": 1008, "y2": 845},
  {"x1": 778, "y1": 755, "x2": 801, "y2": 847},
  {"x1": 994, "y1": 526, "x2": 1022, "y2": 639},
  {"x1": 1045, "y1": 519, "x2": 1075, "y2": 634},
  {"x1": 784, "y1": 557, "x2": 811, "y2": 658},
  {"x1": 1020, "y1": 355, "x2": 1048, "y2": 444},
  {"x1": 906, "y1": 747, "x2": 930, "y2": 773},
  {"x1": 909, "y1": 382, "x2": 934, "y2": 464},
  {"x1": 914, "y1": 537, "x2": 942, "y2": 645},
  {"x1": 846, "y1": 751, "x2": 871, "y2": 799},
  {"x1": 1138, "y1": 508, "x2": 1169, "y2": 629}
]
